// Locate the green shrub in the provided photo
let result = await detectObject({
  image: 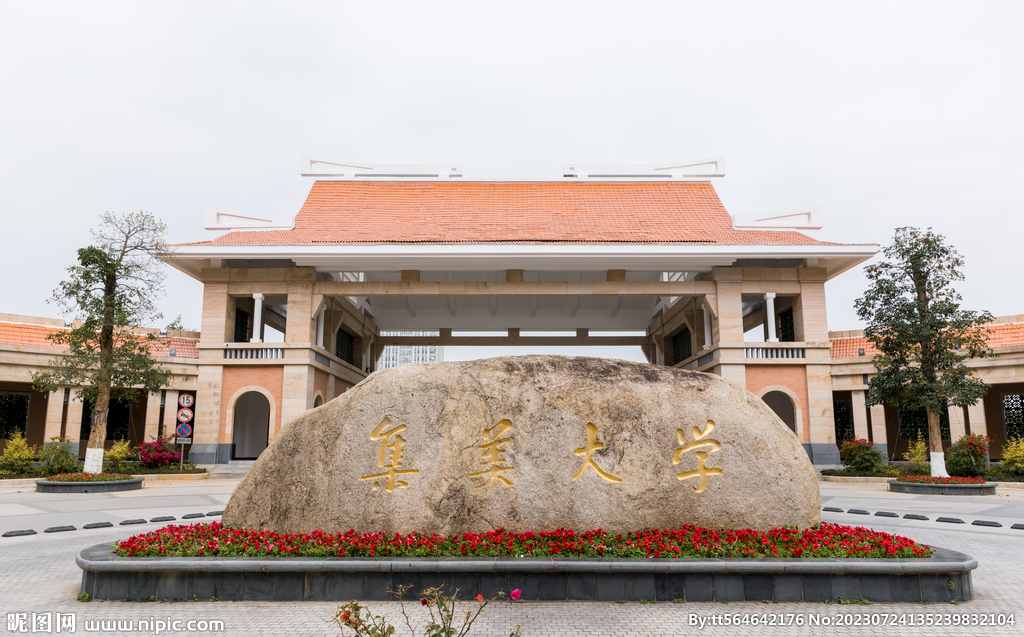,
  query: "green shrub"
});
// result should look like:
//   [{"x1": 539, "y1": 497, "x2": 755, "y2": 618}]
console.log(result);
[
  {"x1": 839, "y1": 438, "x2": 884, "y2": 472},
  {"x1": 902, "y1": 435, "x2": 931, "y2": 475},
  {"x1": 999, "y1": 438, "x2": 1024, "y2": 475},
  {"x1": 0, "y1": 431, "x2": 37, "y2": 474},
  {"x1": 946, "y1": 434, "x2": 990, "y2": 477},
  {"x1": 38, "y1": 437, "x2": 80, "y2": 474},
  {"x1": 104, "y1": 439, "x2": 134, "y2": 472}
]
